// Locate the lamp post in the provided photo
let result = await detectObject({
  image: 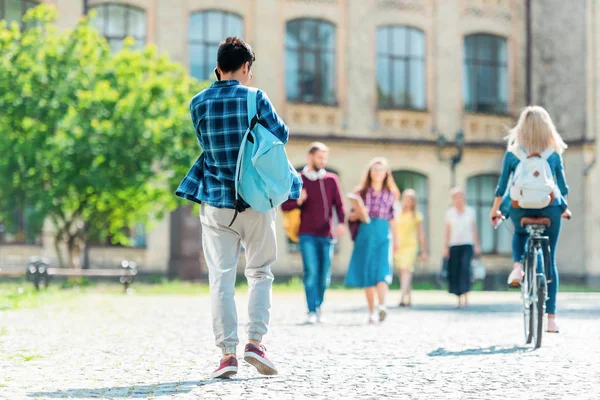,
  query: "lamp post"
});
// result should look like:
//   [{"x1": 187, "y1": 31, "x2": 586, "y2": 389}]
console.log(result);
[{"x1": 434, "y1": 129, "x2": 465, "y2": 187}]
